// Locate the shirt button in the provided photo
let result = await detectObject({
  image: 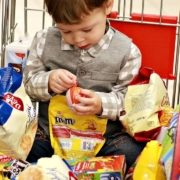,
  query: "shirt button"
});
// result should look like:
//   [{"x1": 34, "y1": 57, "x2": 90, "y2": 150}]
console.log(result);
[{"x1": 79, "y1": 70, "x2": 86, "y2": 76}]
